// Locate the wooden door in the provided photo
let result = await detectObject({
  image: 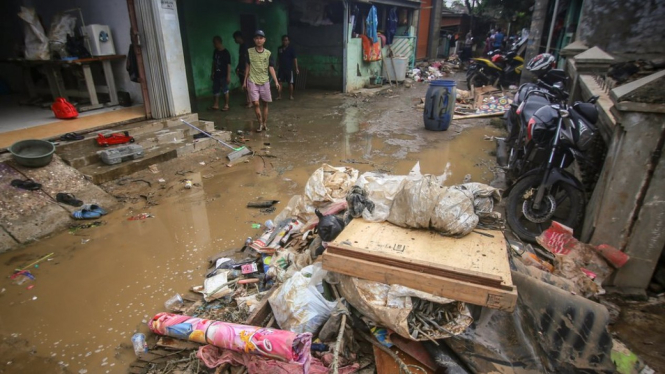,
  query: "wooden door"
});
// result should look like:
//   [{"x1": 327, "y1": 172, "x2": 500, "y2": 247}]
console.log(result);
[{"x1": 417, "y1": 0, "x2": 432, "y2": 59}]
